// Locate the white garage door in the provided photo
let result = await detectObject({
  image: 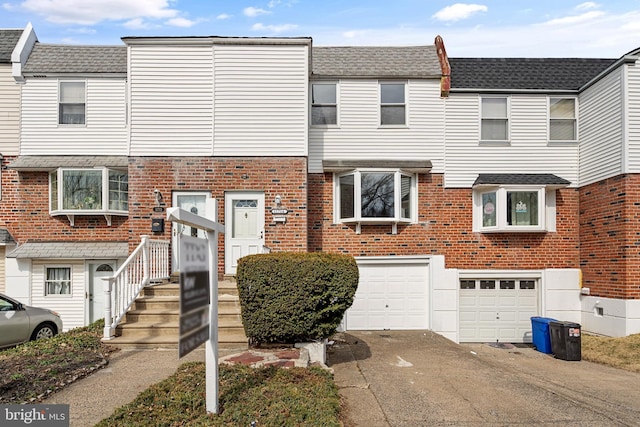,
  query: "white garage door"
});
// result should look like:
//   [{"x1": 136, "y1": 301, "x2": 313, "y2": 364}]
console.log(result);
[
  {"x1": 346, "y1": 260, "x2": 428, "y2": 330},
  {"x1": 459, "y1": 278, "x2": 538, "y2": 343}
]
